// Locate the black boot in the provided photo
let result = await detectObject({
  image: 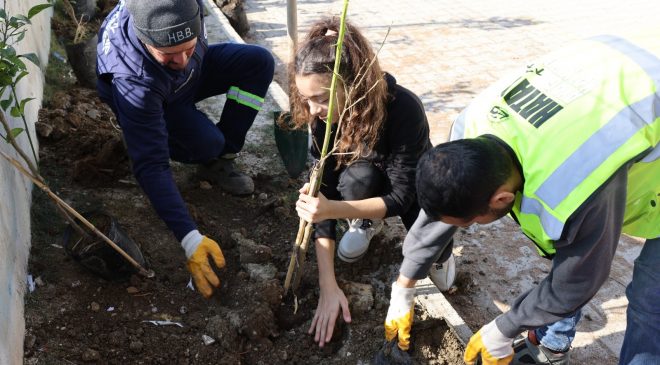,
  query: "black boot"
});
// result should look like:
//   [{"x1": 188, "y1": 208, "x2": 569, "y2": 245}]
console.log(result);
[{"x1": 197, "y1": 155, "x2": 254, "y2": 195}]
